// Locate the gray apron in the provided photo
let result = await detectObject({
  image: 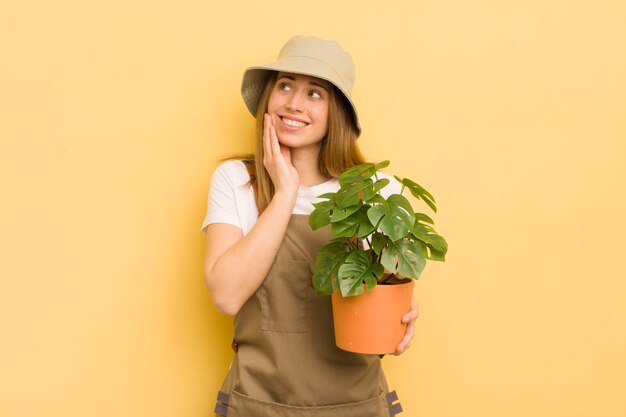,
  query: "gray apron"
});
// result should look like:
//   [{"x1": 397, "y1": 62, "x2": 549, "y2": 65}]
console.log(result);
[{"x1": 213, "y1": 215, "x2": 403, "y2": 417}]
